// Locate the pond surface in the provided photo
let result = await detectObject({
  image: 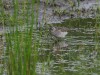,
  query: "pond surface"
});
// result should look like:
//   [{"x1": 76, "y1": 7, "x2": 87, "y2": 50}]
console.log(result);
[
  {"x1": 0, "y1": 18, "x2": 100, "y2": 75},
  {"x1": 31, "y1": 18, "x2": 100, "y2": 75},
  {"x1": 0, "y1": 0, "x2": 100, "y2": 74}
]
